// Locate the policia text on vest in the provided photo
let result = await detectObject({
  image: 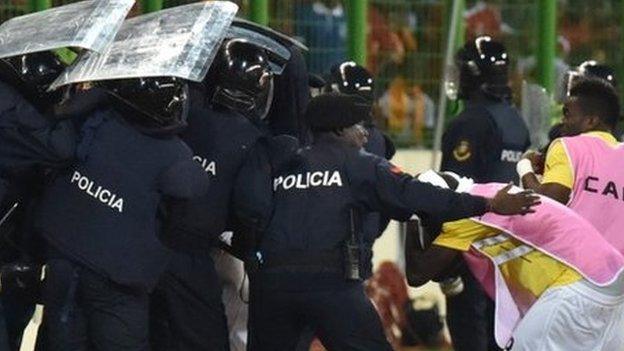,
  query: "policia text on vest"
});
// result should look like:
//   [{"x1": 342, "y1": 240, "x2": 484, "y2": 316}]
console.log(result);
[{"x1": 70, "y1": 170, "x2": 124, "y2": 213}]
